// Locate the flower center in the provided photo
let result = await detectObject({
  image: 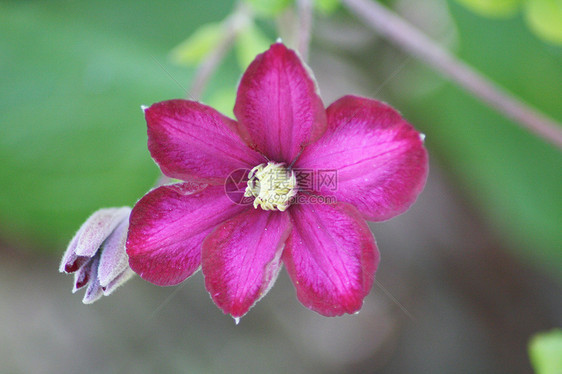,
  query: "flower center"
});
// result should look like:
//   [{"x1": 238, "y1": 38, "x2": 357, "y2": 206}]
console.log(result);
[{"x1": 244, "y1": 162, "x2": 297, "y2": 212}]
